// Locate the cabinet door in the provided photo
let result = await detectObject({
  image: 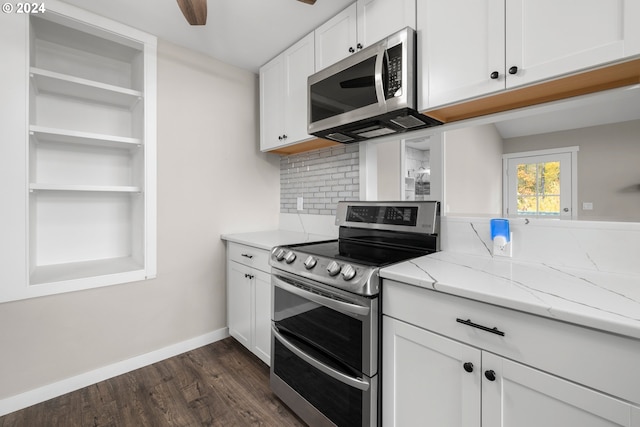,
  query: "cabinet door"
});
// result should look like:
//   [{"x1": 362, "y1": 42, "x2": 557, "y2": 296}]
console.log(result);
[
  {"x1": 0, "y1": 14, "x2": 28, "y2": 302},
  {"x1": 417, "y1": 0, "x2": 504, "y2": 110},
  {"x1": 357, "y1": 0, "x2": 416, "y2": 49},
  {"x1": 315, "y1": 2, "x2": 358, "y2": 71},
  {"x1": 259, "y1": 54, "x2": 285, "y2": 151},
  {"x1": 383, "y1": 316, "x2": 481, "y2": 427},
  {"x1": 253, "y1": 269, "x2": 272, "y2": 366},
  {"x1": 482, "y1": 352, "x2": 636, "y2": 427},
  {"x1": 283, "y1": 32, "x2": 315, "y2": 145},
  {"x1": 227, "y1": 261, "x2": 252, "y2": 350},
  {"x1": 505, "y1": 0, "x2": 632, "y2": 89}
]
